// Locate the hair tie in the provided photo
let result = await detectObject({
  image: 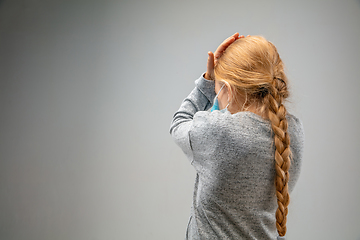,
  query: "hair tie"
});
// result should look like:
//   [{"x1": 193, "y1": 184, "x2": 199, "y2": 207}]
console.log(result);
[{"x1": 274, "y1": 77, "x2": 285, "y2": 84}]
